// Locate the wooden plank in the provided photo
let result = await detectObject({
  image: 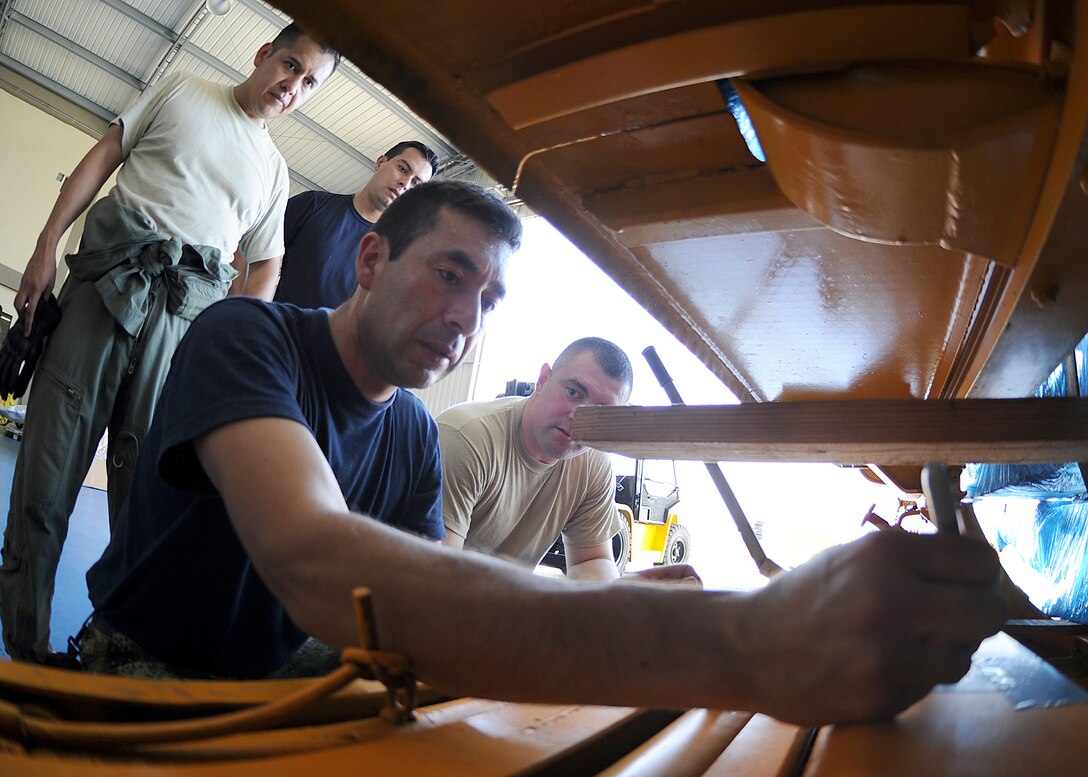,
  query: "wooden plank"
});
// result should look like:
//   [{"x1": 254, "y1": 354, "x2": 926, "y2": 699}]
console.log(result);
[
  {"x1": 1004, "y1": 619, "x2": 1088, "y2": 636},
  {"x1": 572, "y1": 398, "x2": 1088, "y2": 464}
]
